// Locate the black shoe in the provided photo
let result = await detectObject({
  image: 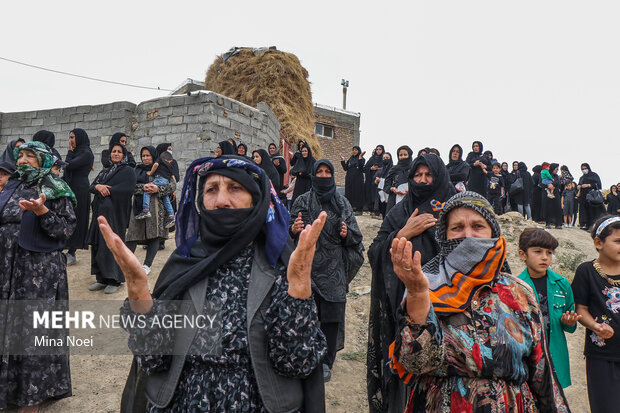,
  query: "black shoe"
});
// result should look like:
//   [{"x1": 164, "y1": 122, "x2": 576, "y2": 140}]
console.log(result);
[{"x1": 322, "y1": 363, "x2": 331, "y2": 382}]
